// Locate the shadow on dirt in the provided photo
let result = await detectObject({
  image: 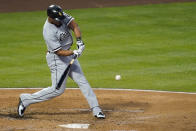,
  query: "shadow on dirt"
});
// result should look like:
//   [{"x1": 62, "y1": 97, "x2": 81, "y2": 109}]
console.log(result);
[
  {"x1": 98, "y1": 100, "x2": 151, "y2": 118},
  {"x1": 0, "y1": 112, "x2": 27, "y2": 119},
  {"x1": 0, "y1": 100, "x2": 150, "y2": 120},
  {"x1": 101, "y1": 101, "x2": 151, "y2": 111},
  {"x1": 0, "y1": 110, "x2": 89, "y2": 120},
  {"x1": 28, "y1": 110, "x2": 89, "y2": 116}
]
